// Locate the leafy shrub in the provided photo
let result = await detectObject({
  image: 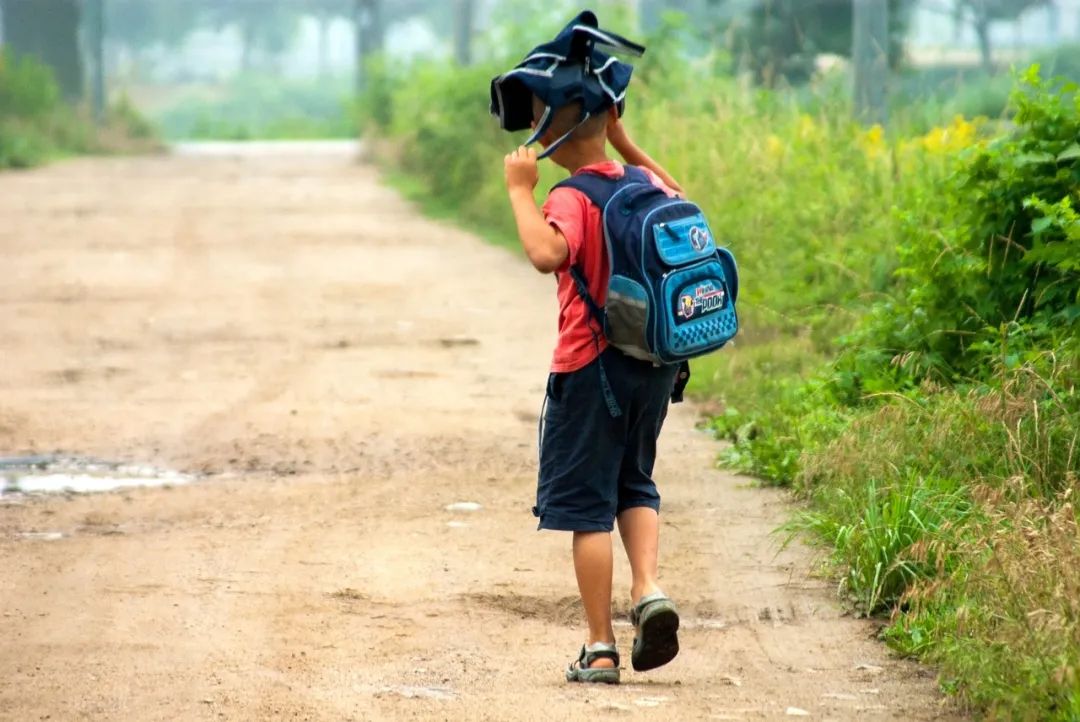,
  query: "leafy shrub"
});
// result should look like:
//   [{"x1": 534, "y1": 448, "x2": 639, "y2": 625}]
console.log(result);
[
  {"x1": 110, "y1": 94, "x2": 158, "y2": 141},
  {"x1": 843, "y1": 68, "x2": 1080, "y2": 391},
  {"x1": 0, "y1": 49, "x2": 159, "y2": 169},
  {"x1": 0, "y1": 51, "x2": 61, "y2": 120},
  {"x1": 0, "y1": 119, "x2": 52, "y2": 168}
]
